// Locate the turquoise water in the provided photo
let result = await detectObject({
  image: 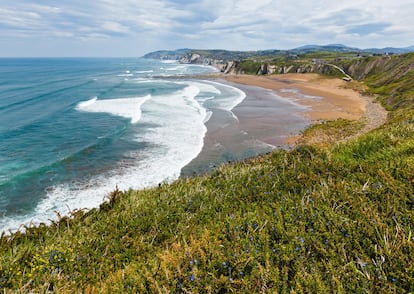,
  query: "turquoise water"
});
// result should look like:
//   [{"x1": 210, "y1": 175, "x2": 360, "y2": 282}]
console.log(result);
[
  {"x1": 0, "y1": 58, "x2": 249, "y2": 232},
  {"x1": 0, "y1": 58, "x2": 309, "y2": 233}
]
